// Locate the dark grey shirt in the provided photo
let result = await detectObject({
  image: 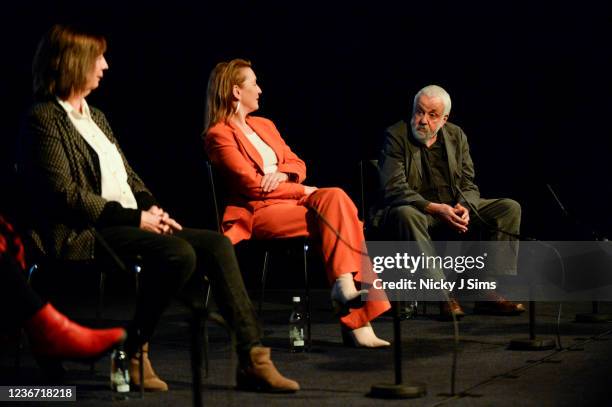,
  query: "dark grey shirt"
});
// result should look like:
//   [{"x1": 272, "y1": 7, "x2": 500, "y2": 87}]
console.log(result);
[{"x1": 414, "y1": 133, "x2": 455, "y2": 211}]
